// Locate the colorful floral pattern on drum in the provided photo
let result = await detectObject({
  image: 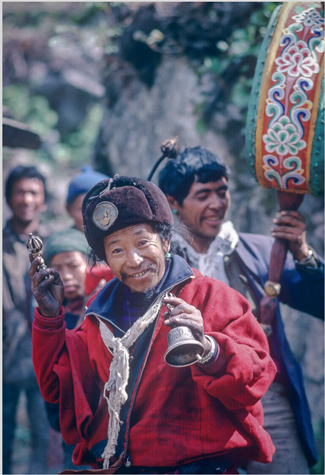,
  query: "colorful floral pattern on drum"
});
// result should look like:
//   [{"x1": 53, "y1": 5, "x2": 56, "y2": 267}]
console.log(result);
[{"x1": 246, "y1": 3, "x2": 324, "y2": 196}]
